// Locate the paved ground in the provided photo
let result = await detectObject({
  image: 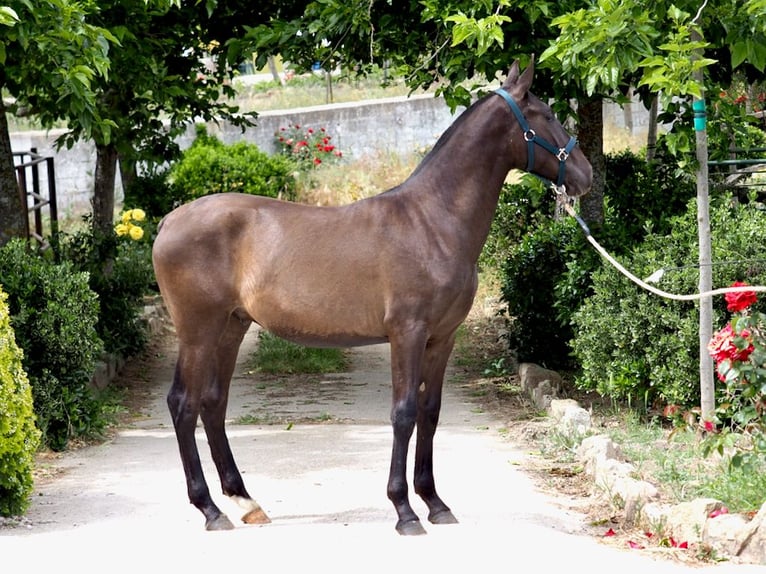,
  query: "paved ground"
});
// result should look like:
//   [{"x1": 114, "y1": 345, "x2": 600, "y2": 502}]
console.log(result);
[{"x1": 1, "y1": 327, "x2": 762, "y2": 573}]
